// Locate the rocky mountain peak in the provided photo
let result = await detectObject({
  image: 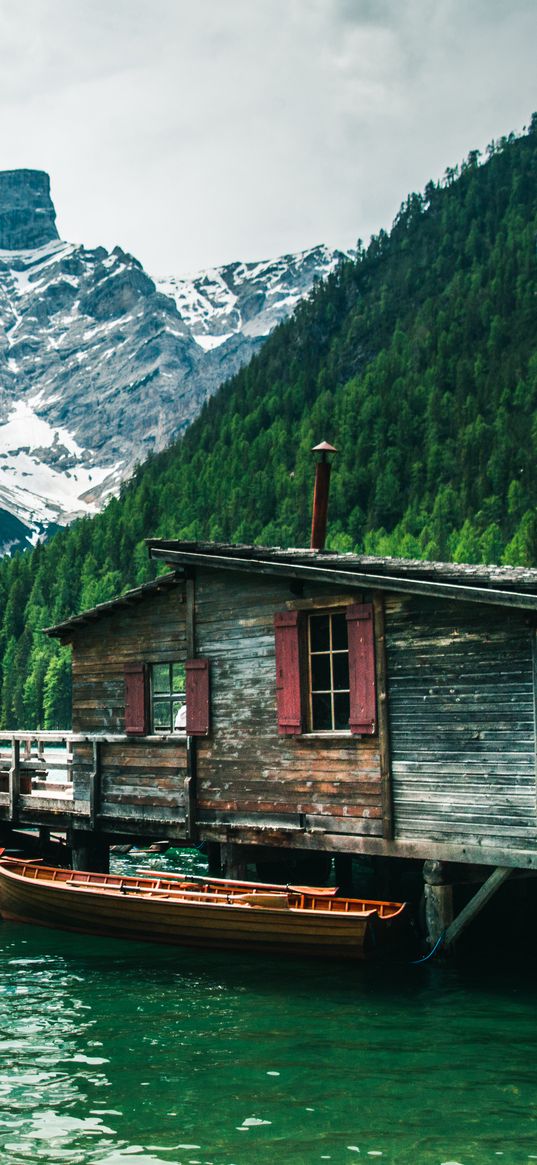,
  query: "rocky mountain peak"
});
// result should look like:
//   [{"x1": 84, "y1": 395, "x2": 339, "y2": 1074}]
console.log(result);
[
  {"x1": 0, "y1": 169, "x2": 59, "y2": 250},
  {"x1": 0, "y1": 173, "x2": 342, "y2": 553}
]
